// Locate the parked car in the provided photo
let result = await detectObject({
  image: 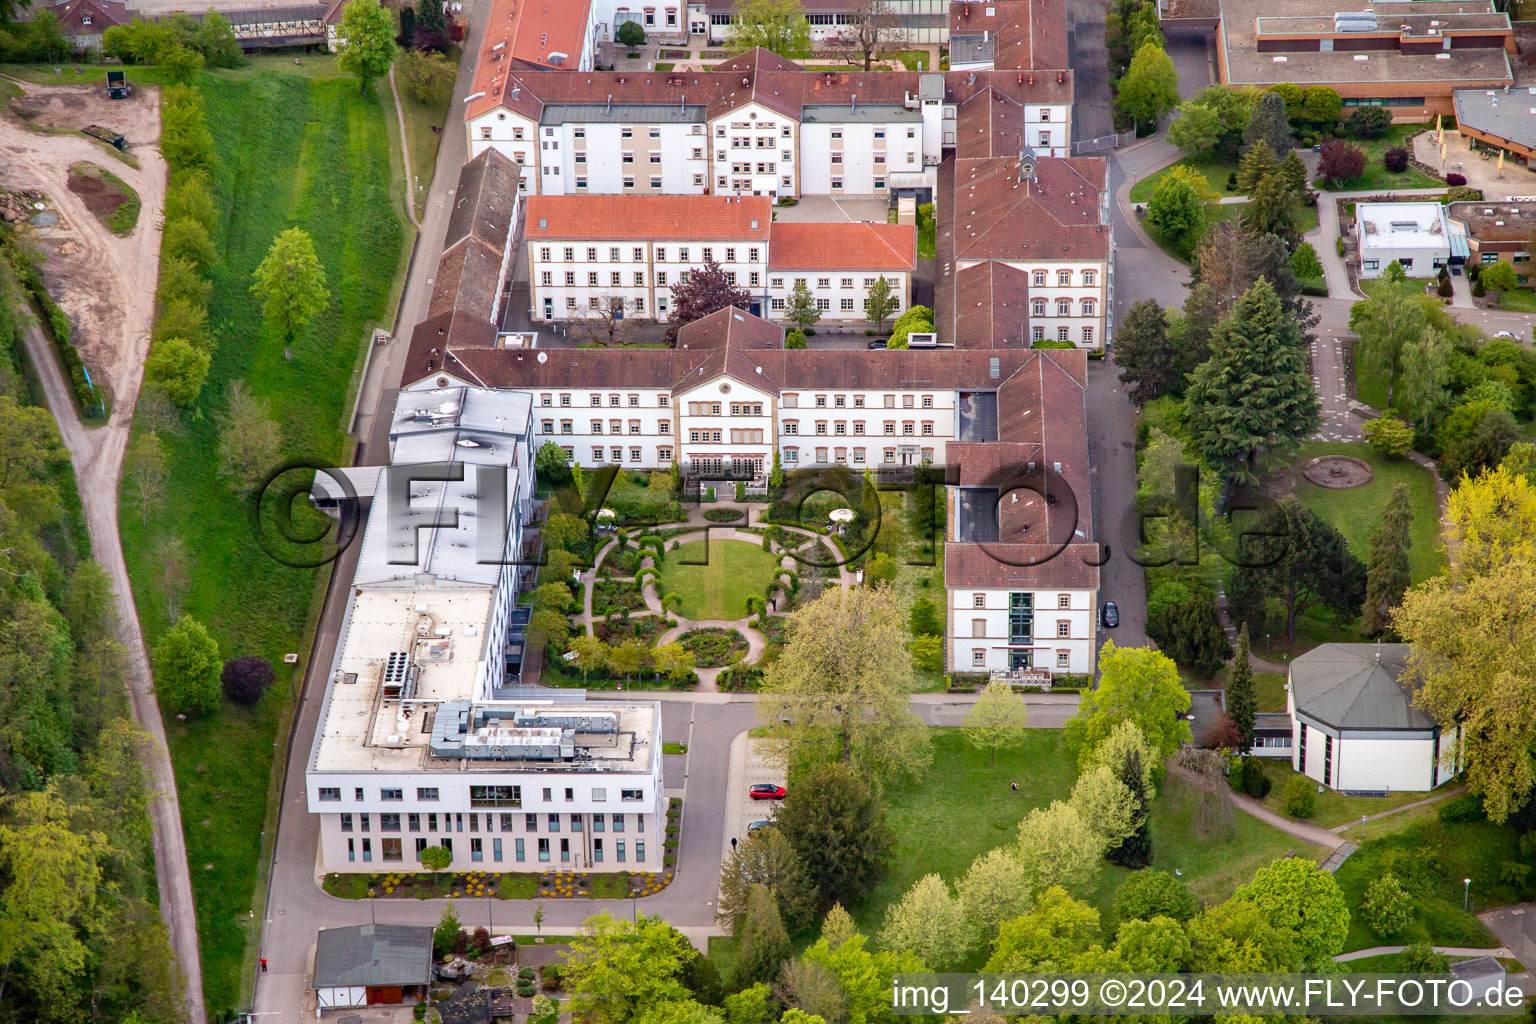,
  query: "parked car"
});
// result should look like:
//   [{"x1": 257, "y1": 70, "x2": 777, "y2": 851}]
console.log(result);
[
  {"x1": 749, "y1": 783, "x2": 787, "y2": 800},
  {"x1": 1101, "y1": 601, "x2": 1119, "y2": 628},
  {"x1": 867, "y1": 339, "x2": 888, "y2": 349},
  {"x1": 1494, "y1": 330, "x2": 1522, "y2": 341},
  {"x1": 747, "y1": 820, "x2": 773, "y2": 833}
]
